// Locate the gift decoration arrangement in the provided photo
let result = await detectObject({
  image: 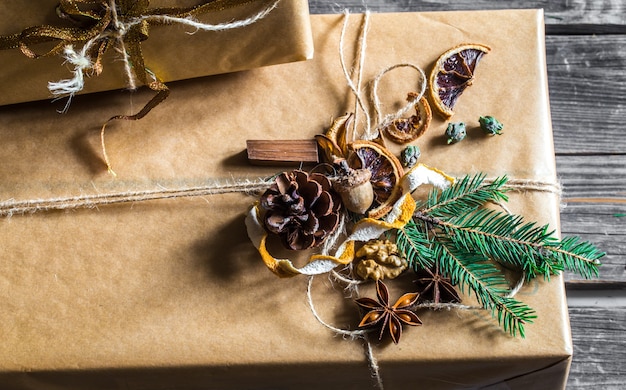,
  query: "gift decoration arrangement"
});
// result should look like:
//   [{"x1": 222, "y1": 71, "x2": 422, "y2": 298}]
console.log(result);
[
  {"x1": 245, "y1": 11, "x2": 603, "y2": 386},
  {"x1": 248, "y1": 11, "x2": 601, "y2": 337},
  {"x1": 0, "y1": 3, "x2": 605, "y2": 389}
]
